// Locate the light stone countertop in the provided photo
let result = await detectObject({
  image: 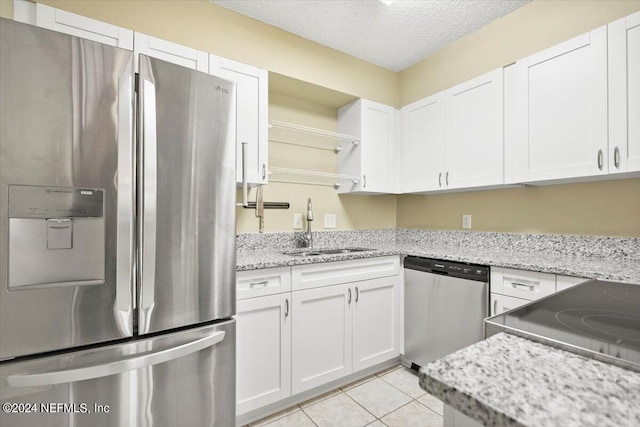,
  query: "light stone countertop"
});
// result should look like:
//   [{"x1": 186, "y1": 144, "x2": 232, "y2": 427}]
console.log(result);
[
  {"x1": 236, "y1": 242, "x2": 640, "y2": 284},
  {"x1": 418, "y1": 333, "x2": 640, "y2": 427}
]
